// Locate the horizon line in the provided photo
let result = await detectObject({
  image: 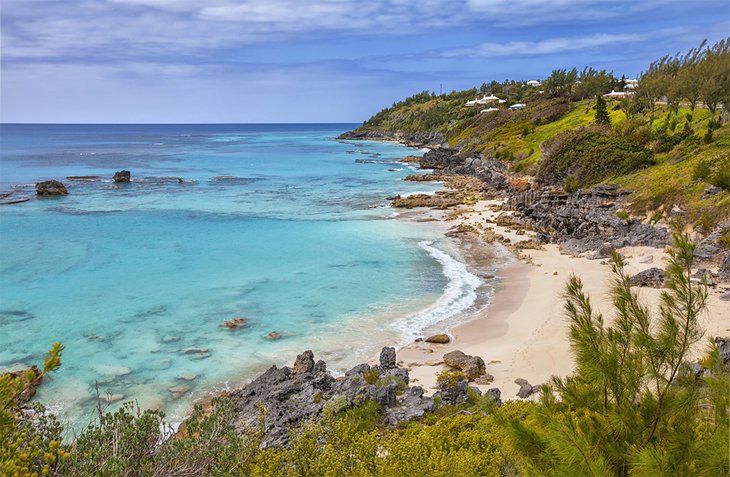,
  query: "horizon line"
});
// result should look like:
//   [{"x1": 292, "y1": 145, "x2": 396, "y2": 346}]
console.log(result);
[{"x1": 0, "y1": 121, "x2": 363, "y2": 126}]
